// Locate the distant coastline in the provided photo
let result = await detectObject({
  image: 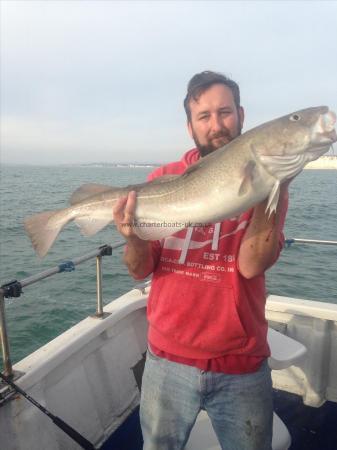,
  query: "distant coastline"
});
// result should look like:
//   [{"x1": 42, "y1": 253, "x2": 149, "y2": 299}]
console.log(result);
[
  {"x1": 0, "y1": 162, "x2": 162, "y2": 168},
  {"x1": 73, "y1": 156, "x2": 337, "y2": 170},
  {"x1": 2, "y1": 156, "x2": 336, "y2": 169},
  {"x1": 80, "y1": 157, "x2": 337, "y2": 170},
  {"x1": 72, "y1": 162, "x2": 161, "y2": 168},
  {"x1": 304, "y1": 155, "x2": 337, "y2": 170}
]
